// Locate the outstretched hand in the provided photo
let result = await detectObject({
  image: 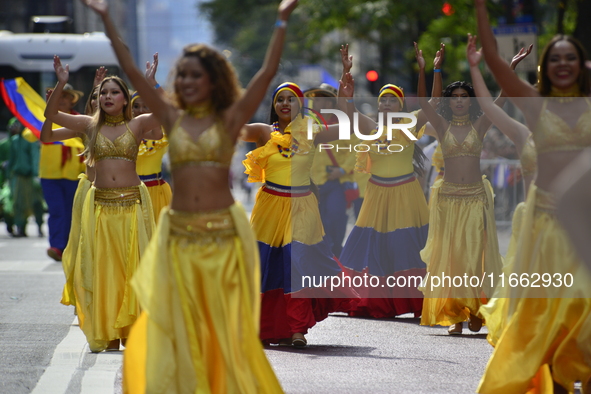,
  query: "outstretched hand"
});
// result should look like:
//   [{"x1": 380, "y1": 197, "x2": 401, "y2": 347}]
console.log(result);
[
  {"x1": 53, "y1": 55, "x2": 69, "y2": 84},
  {"x1": 340, "y1": 44, "x2": 353, "y2": 73},
  {"x1": 145, "y1": 53, "x2": 159, "y2": 85},
  {"x1": 466, "y1": 33, "x2": 482, "y2": 67},
  {"x1": 414, "y1": 42, "x2": 426, "y2": 70},
  {"x1": 339, "y1": 72, "x2": 354, "y2": 98},
  {"x1": 510, "y1": 44, "x2": 533, "y2": 70},
  {"x1": 278, "y1": 0, "x2": 298, "y2": 21},
  {"x1": 433, "y1": 42, "x2": 445, "y2": 70}
]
